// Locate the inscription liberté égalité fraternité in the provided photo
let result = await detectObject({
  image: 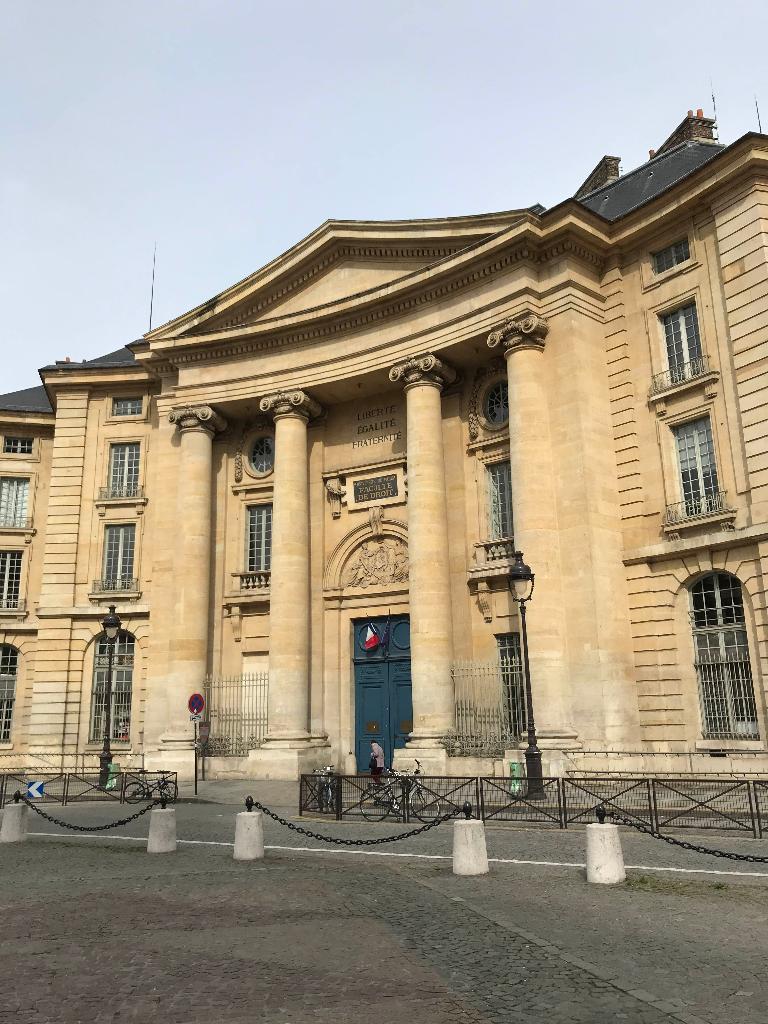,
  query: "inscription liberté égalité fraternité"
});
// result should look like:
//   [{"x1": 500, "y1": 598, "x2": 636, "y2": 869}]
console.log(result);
[{"x1": 351, "y1": 404, "x2": 402, "y2": 449}]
